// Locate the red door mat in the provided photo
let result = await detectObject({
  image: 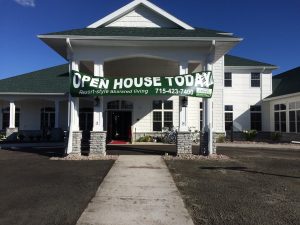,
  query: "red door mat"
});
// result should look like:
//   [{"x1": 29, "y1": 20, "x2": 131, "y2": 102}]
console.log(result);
[{"x1": 109, "y1": 140, "x2": 129, "y2": 144}]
